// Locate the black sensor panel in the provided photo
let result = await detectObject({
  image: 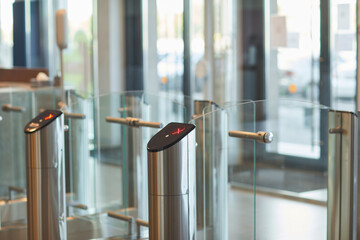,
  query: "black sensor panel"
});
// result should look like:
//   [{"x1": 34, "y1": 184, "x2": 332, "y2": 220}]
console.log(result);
[
  {"x1": 147, "y1": 122, "x2": 195, "y2": 152},
  {"x1": 24, "y1": 110, "x2": 63, "y2": 133}
]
